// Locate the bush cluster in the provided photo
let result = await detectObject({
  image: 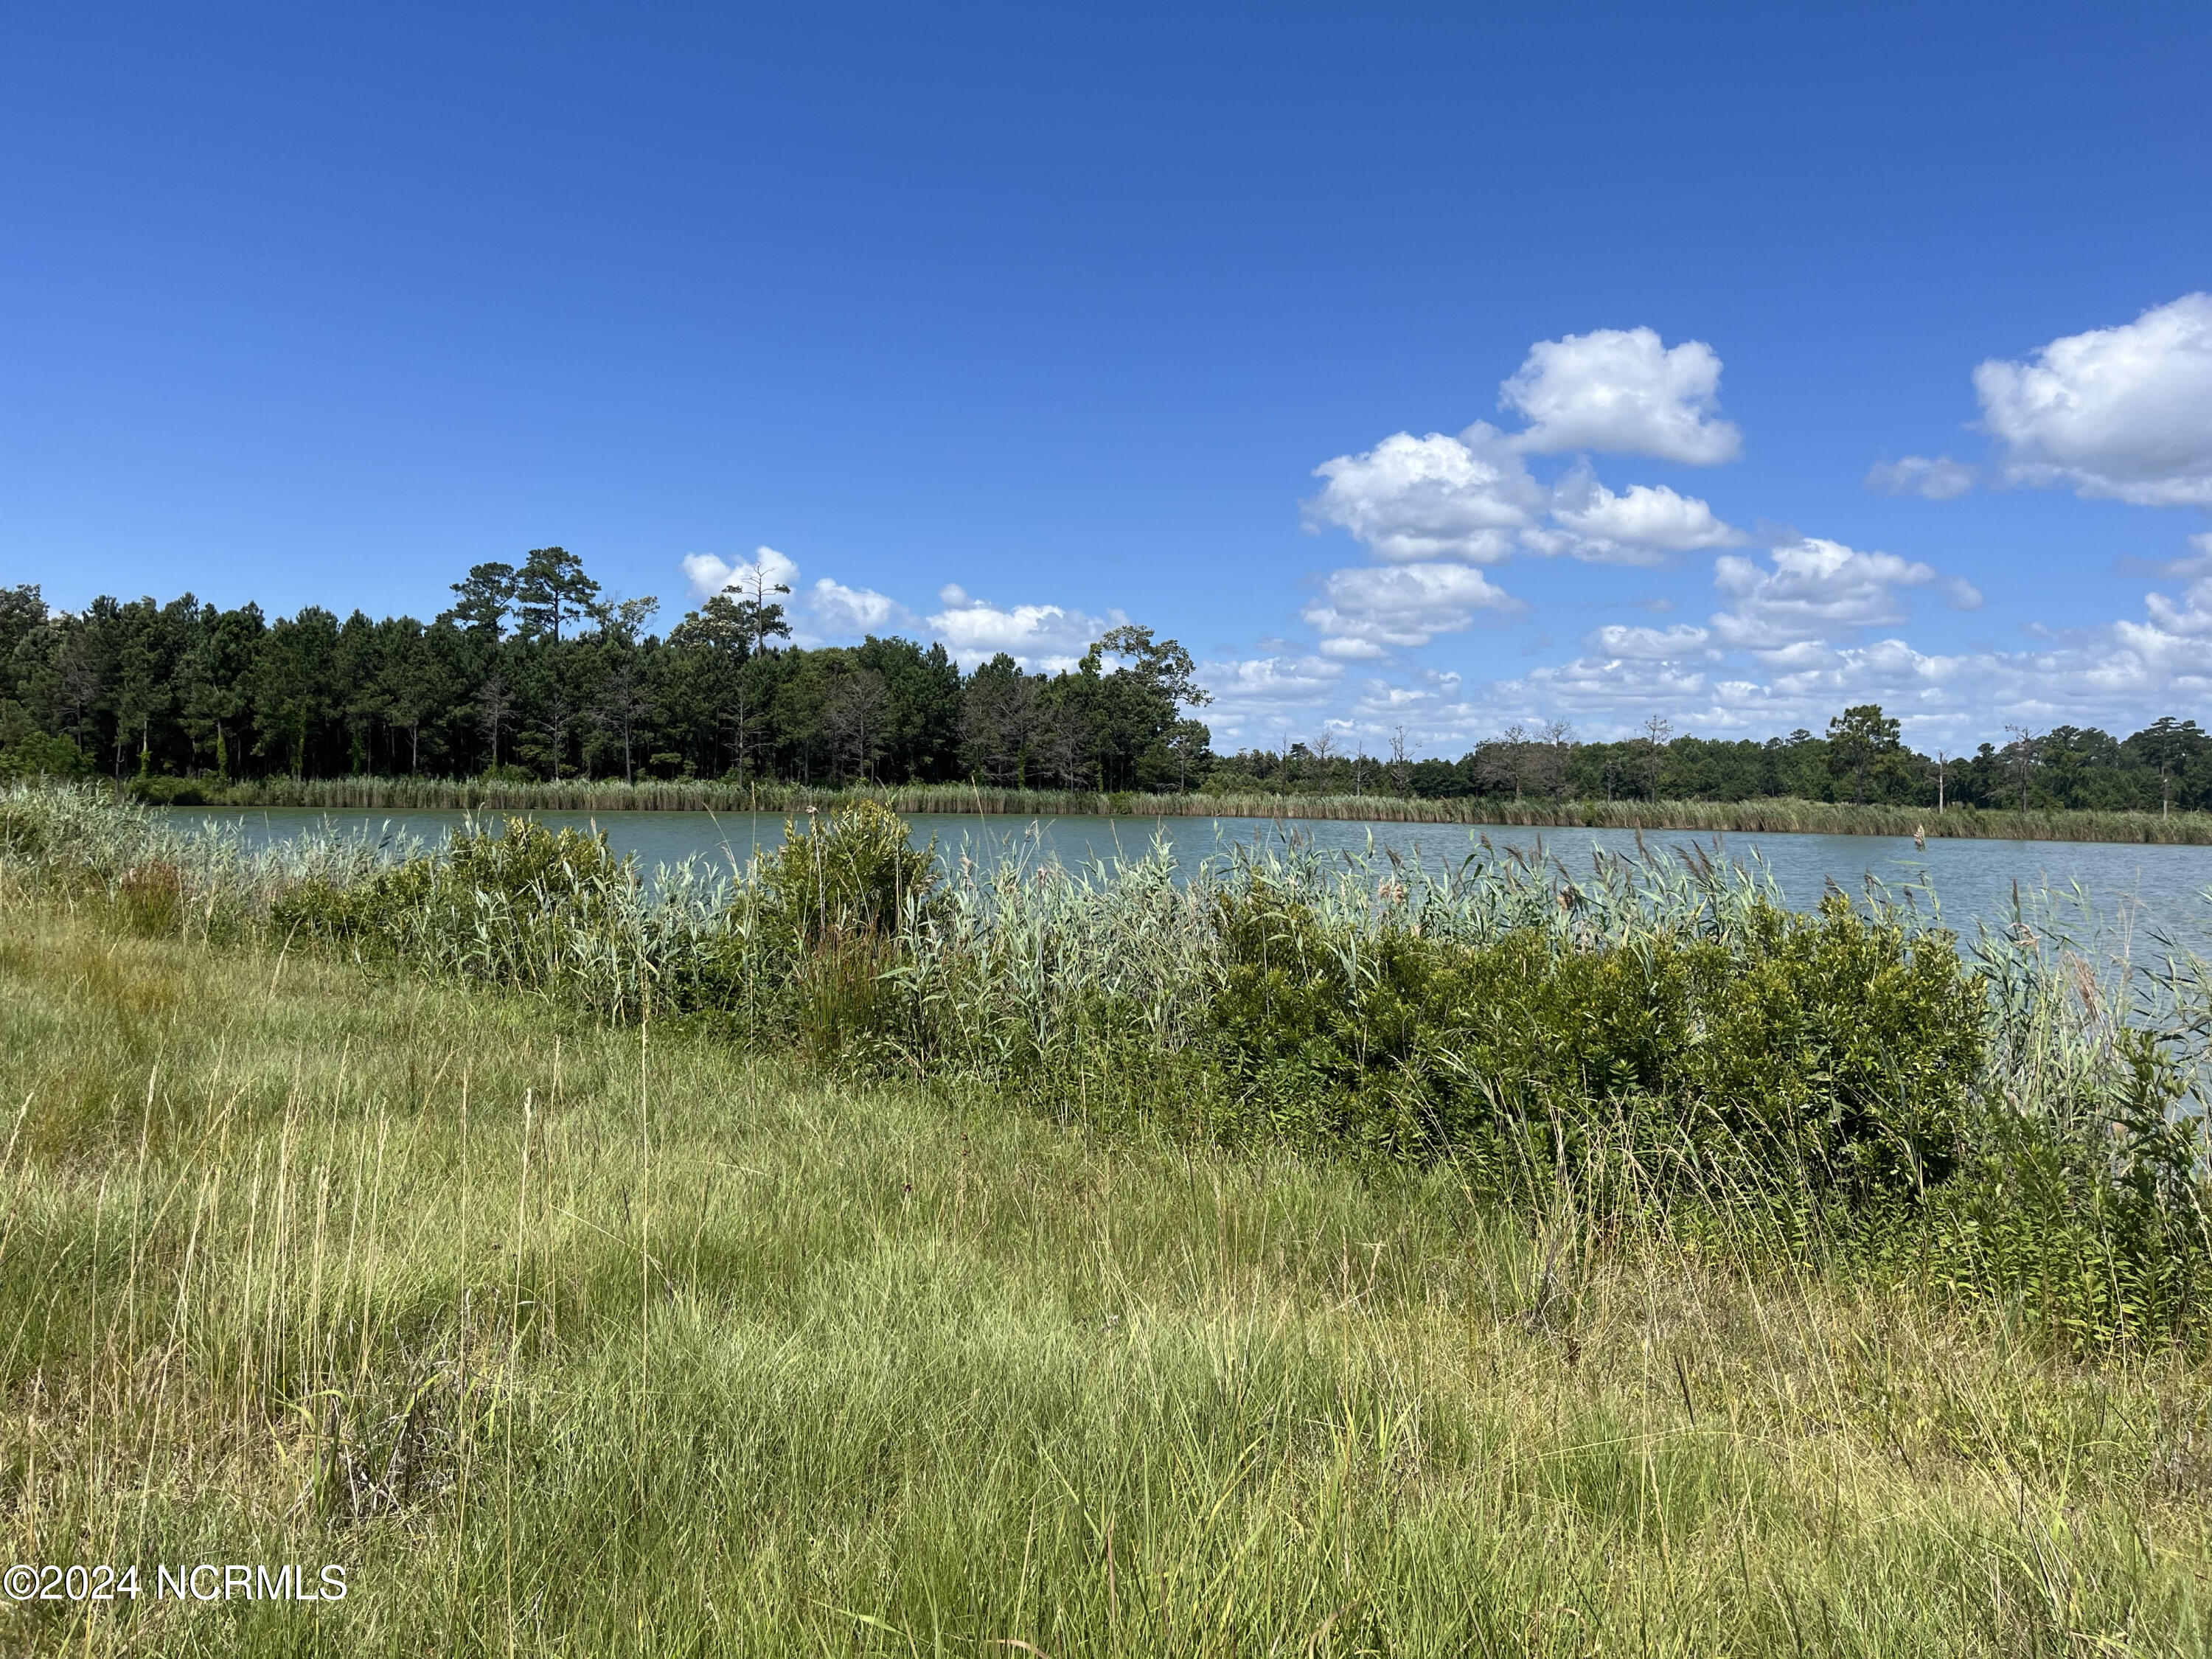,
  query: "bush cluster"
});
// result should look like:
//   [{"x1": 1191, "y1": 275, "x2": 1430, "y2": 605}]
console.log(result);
[
  {"x1": 7, "y1": 782, "x2": 2209, "y2": 1346},
  {"x1": 1190, "y1": 882, "x2": 1984, "y2": 1191}
]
